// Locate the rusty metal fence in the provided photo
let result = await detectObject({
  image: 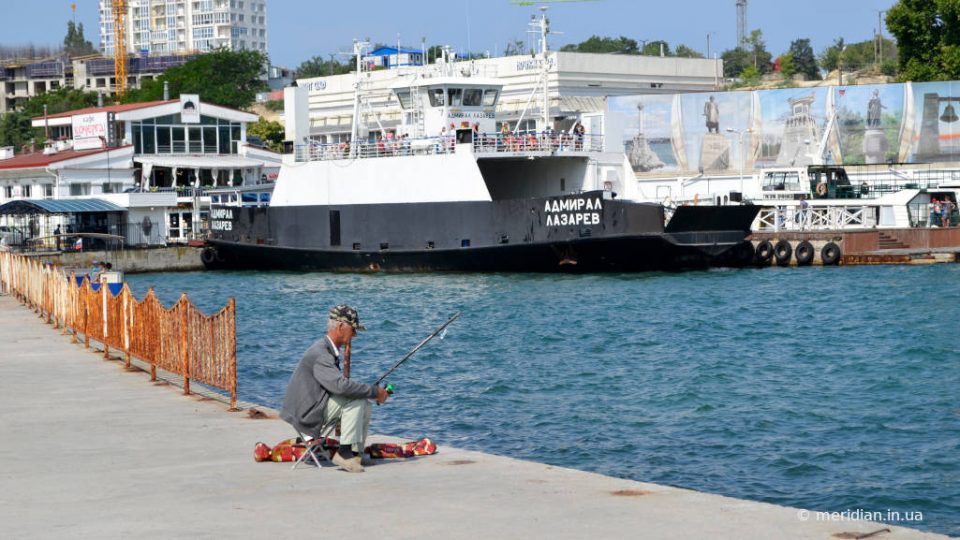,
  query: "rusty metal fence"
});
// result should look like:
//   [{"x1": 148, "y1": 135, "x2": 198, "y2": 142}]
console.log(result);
[{"x1": 0, "y1": 252, "x2": 237, "y2": 409}]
